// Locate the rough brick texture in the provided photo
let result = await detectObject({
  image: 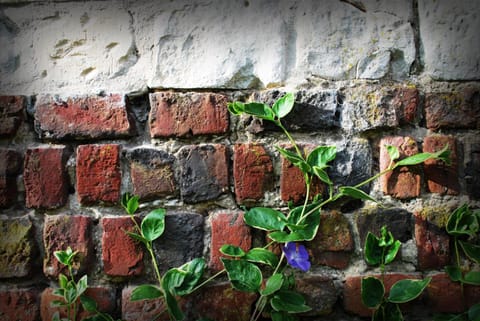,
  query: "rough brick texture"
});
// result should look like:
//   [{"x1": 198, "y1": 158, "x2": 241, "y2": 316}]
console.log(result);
[
  {"x1": 356, "y1": 208, "x2": 413, "y2": 245},
  {"x1": 379, "y1": 136, "x2": 421, "y2": 199},
  {"x1": 296, "y1": 275, "x2": 337, "y2": 315},
  {"x1": 233, "y1": 143, "x2": 273, "y2": 204},
  {"x1": 0, "y1": 288, "x2": 40, "y2": 321},
  {"x1": 0, "y1": 215, "x2": 35, "y2": 278},
  {"x1": 391, "y1": 87, "x2": 419, "y2": 125},
  {"x1": 24, "y1": 146, "x2": 70, "y2": 209},
  {"x1": 43, "y1": 215, "x2": 93, "y2": 278},
  {"x1": 0, "y1": 148, "x2": 21, "y2": 207},
  {"x1": 122, "y1": 286, "x2": 170, "y2": 321},
  {"x1": 101, "y1": 216, "x2": 144, "y2": 276},
  {"x1": 414, "y1": 214, "x2": 450, "y2": 270},
  {"x1": 34, "y1": 93, "x2": 134, "y2": 140},
  {"x1": 423, "y1": 135, "x2": 459, "y2": 195},
  {"x1": 209, "y1": 211, "x2": 251, "y2": 271},
  {"x1": 149, "y1": 92, "x2": 229, "y2": 137},
  {"x1": 0, "y1": 95, "x2": 25, "y2": 137},
  {"x1": 76, "y1": 144, "x2": 121, "y2": 205},
  {"x1": 126, "y1": 148, "x2": 177, "y2": 200},
  {"x1": 178, "y1": 144, "x2": 229, "y2": 203}
]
